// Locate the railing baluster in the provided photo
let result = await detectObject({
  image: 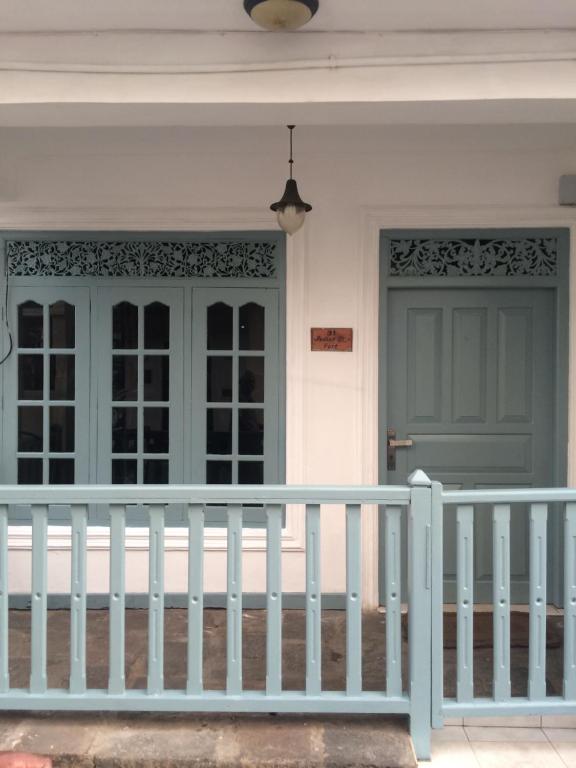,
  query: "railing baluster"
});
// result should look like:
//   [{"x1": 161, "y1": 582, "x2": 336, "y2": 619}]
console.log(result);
[
  {"x1": 30, "y1": 505, "x2": 48, "y2": 694},
  {"x1": 0, "y1": 505, "x2": 8, "y2": 693},
  {"x1": 346, "y1": 504, "x2": 362, "y2": 696},
  {"x1": 266, "y1": 504, "x2": 282, "y2": 696},
  {"x1": 226, "y1": 504, "x2": 243, "y2": 695},
  {"x1": 457, "y1": 505, "x2": 474, "y2": 702},
  {"x1": 148, "y1": 504, "x2": 165, "y2": 695},
  {"x1": 69, "y1": 504, "x2": 87, "y2": 694},
  {"x1": 493, "y1": 504, "x2": 511, "y2": 701},
  {"x1": 187, "y1": 504, "x2": 204, "y2": 695},
  {"x1": 306, "y1": 503, "x2": 321, "y2": 696},
  {"x1": 529, "y1": 503, "x2": 547, "y2": 700},
  {"x1": 108, "y1": 504, "x2": 126, "y2": 695},
  {"x1": 385, "y1": 506, "x2": 402, "y2": 697},
  {"x1": 564, "y1": 503, "x2": 576, "y2": 699}
]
